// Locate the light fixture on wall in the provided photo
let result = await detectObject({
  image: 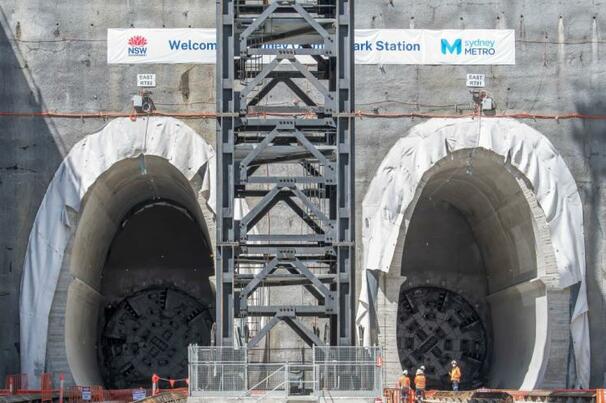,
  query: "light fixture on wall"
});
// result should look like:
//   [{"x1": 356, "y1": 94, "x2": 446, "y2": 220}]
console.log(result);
[
  {"x1": 132, "y1": 91, "x2": 156, "y2": 114},
  {"x1": 470, "y1": 89, "x2": 496, "y2": 115}
]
